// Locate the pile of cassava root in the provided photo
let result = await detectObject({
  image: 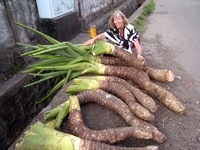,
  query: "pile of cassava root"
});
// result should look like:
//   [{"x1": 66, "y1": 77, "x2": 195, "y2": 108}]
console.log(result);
[{"x1": 15, "y1": 23, "x2": 186, "y2": 150}]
